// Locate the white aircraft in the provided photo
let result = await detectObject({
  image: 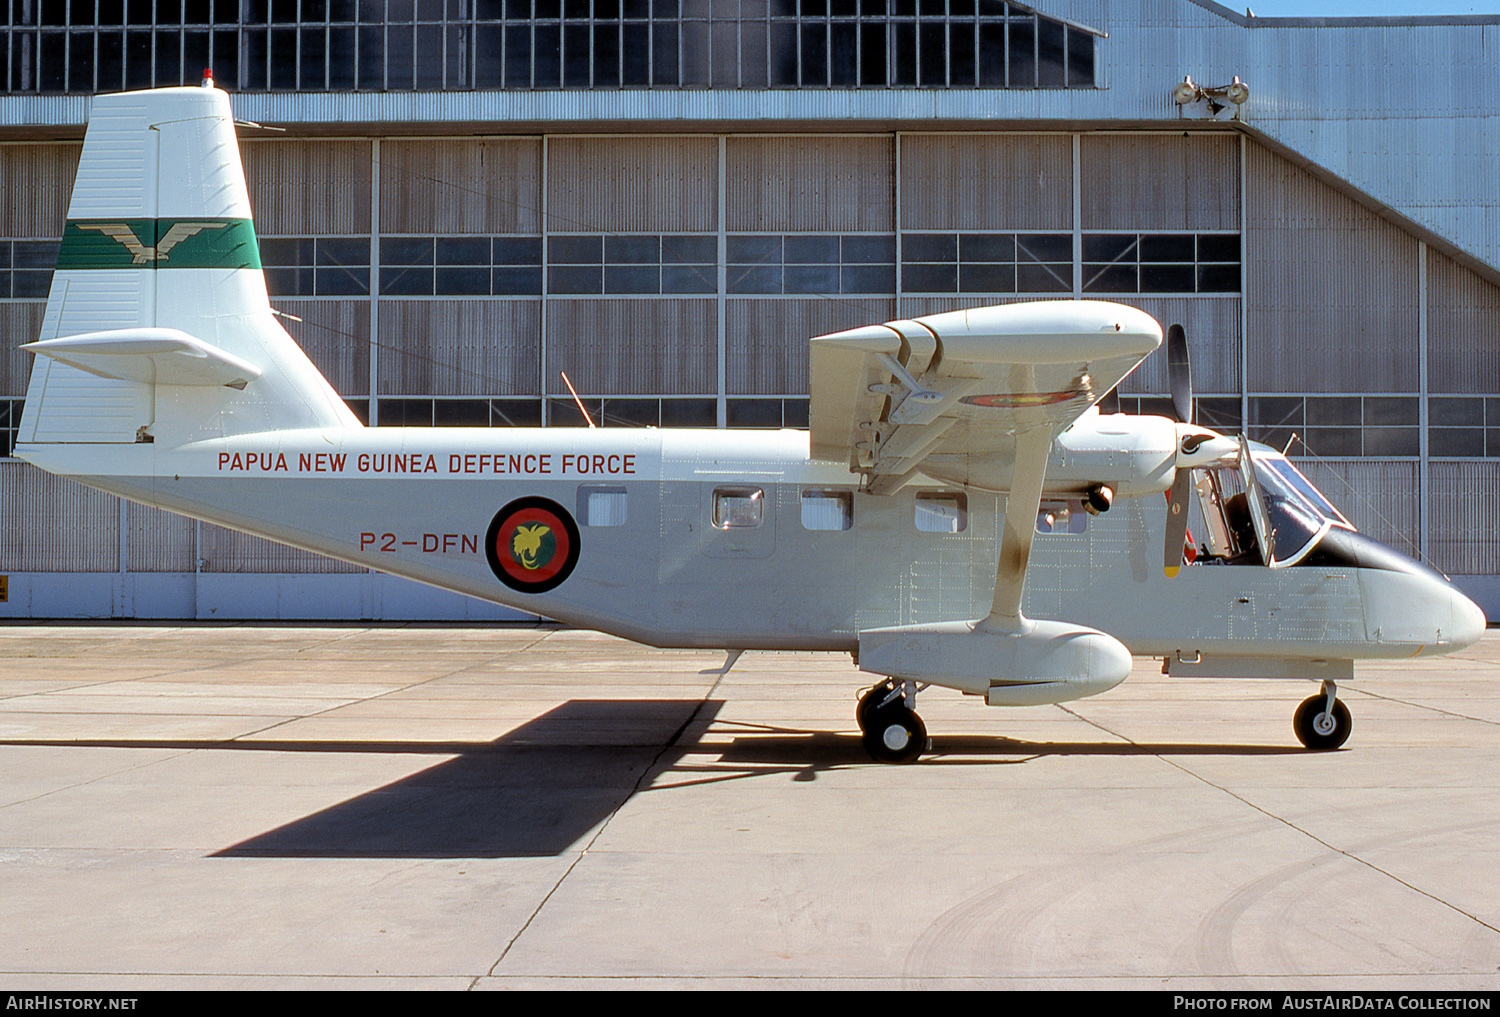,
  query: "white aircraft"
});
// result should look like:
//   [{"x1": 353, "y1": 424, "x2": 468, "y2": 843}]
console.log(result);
[{"x1": 12, "y1": 85, "x2": 1486, "y2": 763}]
